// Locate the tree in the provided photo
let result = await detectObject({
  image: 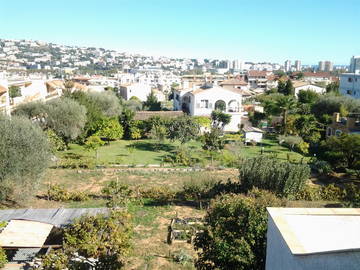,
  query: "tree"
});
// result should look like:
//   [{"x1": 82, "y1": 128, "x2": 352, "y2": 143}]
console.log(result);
[
  {"x1": 194, "y1": 189, "x2": 285, "y2": 270},
  {"x1": 275, "y1": 96, "x2": 297, "y2": 134},
  {"x1": 0, "y1": 115, "x2": 50, "y2": 202},
  {"x1": 326, "y1": 81, "x2": 340, "y2": 94},
  {"x1": 46, "y1": 129, "x2": 67, "y2": 152},
  {"x1": 0, "y1": 248, "x2": 7, "y2": 268},
  {"x1": 297, "y1": 90, "x2": 319, "y2": 104},
  {"x1": 293, "y1": 115, "x2": 321, "y2": 143},
  {"x1": 283, "y1": 79, "x2": 294, "y2": 96},
  {"x1": 143, "y1": 91, "x2": 161, "y2": 111},
  {"x1": 95, "y1": 118, "x2": 124, "y2": 142},
  {"x1": 320, "y1": 134, "x2": 360, "y2": 170},
  {"x1": 202, "y1": 128, "x2": 225, "y2": 165},
  {"x1": 46, "y1": 98, "x2": 87, "y2": 144},
  {"x1": 150, "y1": 123, "x2": 168, "y2": 149},
  {"x1": 120, "y1": 109, "x2": 135, "y2": 139},
  {"x1": 294, "y1": 72, "x2": 304, "y2": 80},
  {"x1": 42, "y1": 210, "x2": 133, "y2": 270},
  {"x1": 8, "y1": 85, "x2": 21, "y2": 100},
  {"x1": 277, "y1": 80, "x2": 286, "y2": 94},
  {"x1": 278, "y1": 135, "x2": 303, "y2": 151},
  {"x1": 167, "y1": 116, "x2": 200, "y2": 143},
  {"x1": 85, "y1": 135, "x2": 105, "y2": 160},
  {"x1": 87, "y1": 91, "x2": 122, "y2": 117},
  {"x1": 211, "y1": 110, "x2": 231, "y2": 130}
]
